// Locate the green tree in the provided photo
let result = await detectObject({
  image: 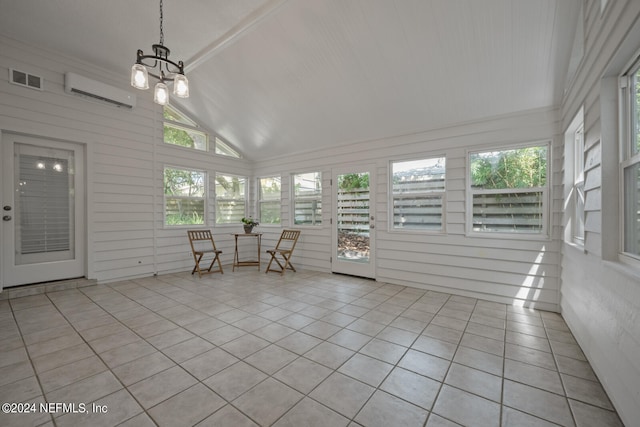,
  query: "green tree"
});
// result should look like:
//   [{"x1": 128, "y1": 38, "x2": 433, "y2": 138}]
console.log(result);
[
  {"x1": 471, "y1": 147, "x2": 547, "y2": 189},
  {"x1": 338, "y1": 173, "x2": 369, "y2": 191}
]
